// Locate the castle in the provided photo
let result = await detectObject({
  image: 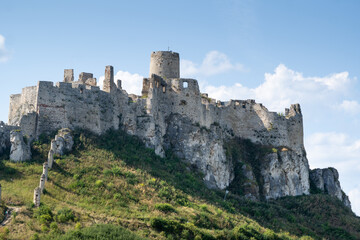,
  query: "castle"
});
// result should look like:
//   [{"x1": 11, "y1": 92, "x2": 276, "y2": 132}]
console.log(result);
[{"x1": 5, "y1": 51, "x2": 351, "y2": 206}]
